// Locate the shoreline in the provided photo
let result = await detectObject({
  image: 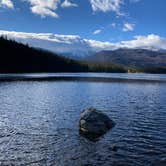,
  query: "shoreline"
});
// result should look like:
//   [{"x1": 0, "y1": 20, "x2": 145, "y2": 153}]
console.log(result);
[{"x1": 0, "y1": 75, "x2": 165, "y2": 83}]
